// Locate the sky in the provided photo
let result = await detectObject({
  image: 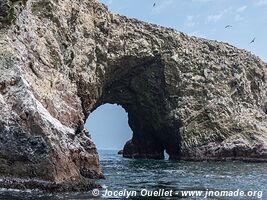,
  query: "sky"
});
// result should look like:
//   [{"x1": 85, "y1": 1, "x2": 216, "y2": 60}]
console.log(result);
[
  {"x1": 85, "y1": 104, "x2": 132, "y2": 150},
  {"x1": 86, "y1": 0, "x2": 267, "y2": 150}
]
